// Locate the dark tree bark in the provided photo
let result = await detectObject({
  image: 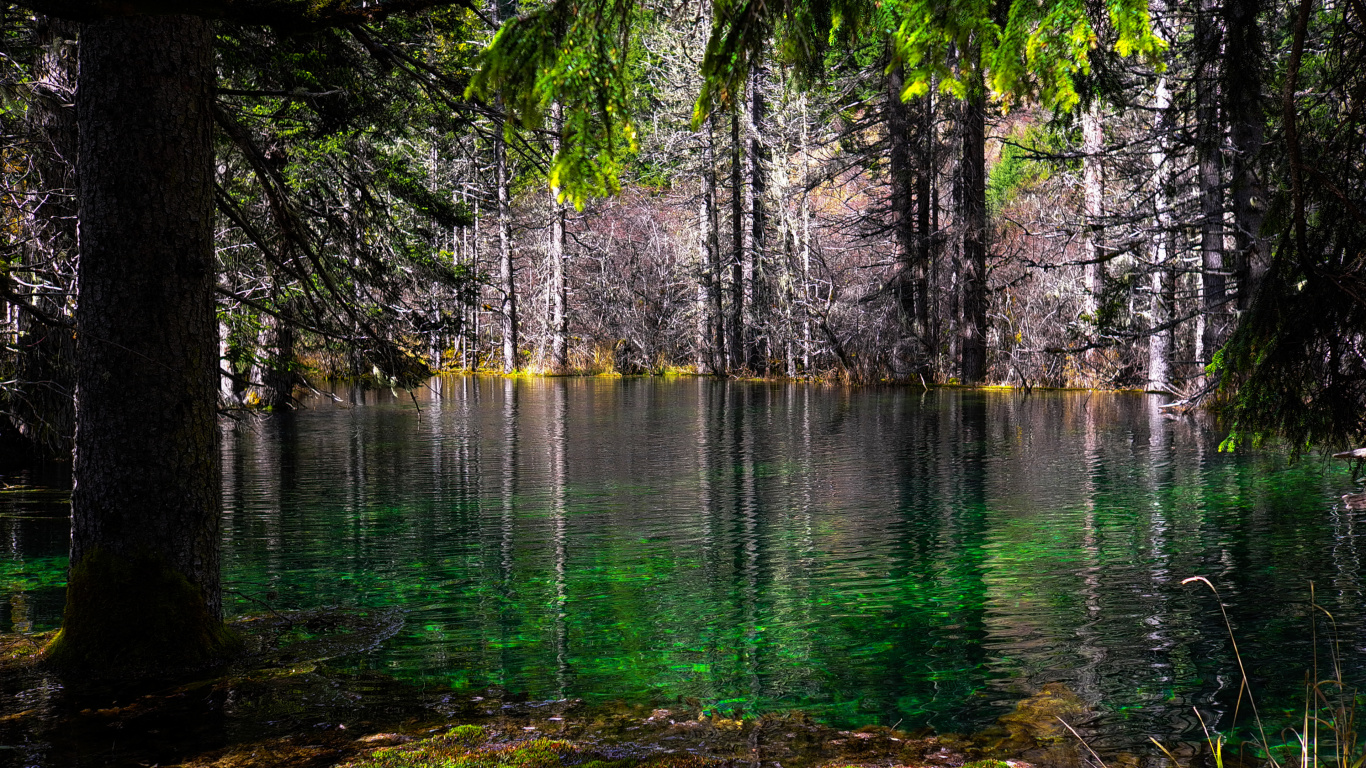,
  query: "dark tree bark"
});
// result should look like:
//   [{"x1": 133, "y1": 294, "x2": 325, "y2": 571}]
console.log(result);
[
  {"x1": 959, "y1": 67, "x2": 988, "y2": 385},
  {"x1": 44, "y1": 15, "x2": 237, "y2": 673},
  {"x1": 251, "y1": 305, "x2": 299, "y2": 409},
  {"x1": 728, "y1": 106, "x2": 744, "y2": 371},
  {"x1": 1223, "y1": 0, "x2": 1267, "y2": 312},
  {"x1": 1195, "y1": 0, "x2": 1226, "y2": 379},
  {"x1": 887, "y1": 63, "x2": 917, "y2": 327},
  {"x1": 745, "y1": 59, "x2": 767, "y2": 372},
  {"x1": 698, "y1": 113, "x2": 724, "y2": 373}
]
